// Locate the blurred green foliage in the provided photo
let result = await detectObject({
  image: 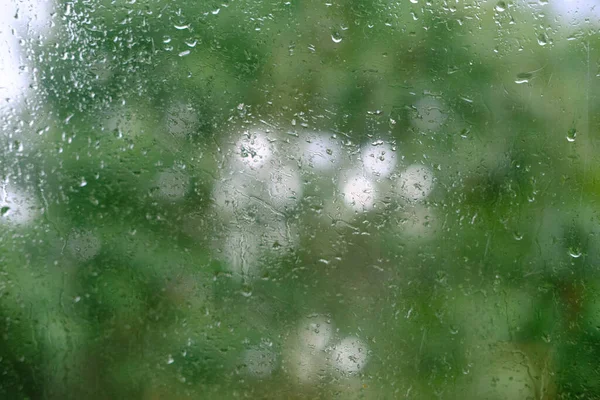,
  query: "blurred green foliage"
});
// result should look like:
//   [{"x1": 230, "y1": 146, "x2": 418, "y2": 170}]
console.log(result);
[{"x1": 1, "y1": 0, "x2": 600, "y2": 398}]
